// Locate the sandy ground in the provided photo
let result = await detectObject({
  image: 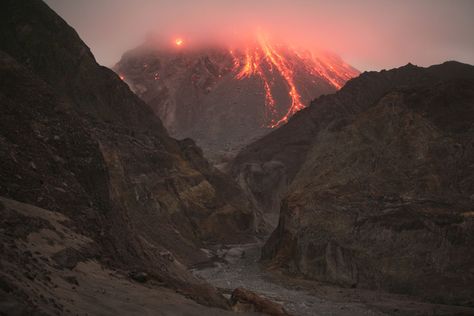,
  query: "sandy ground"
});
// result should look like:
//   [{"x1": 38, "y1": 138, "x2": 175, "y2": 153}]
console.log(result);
[{"x1": 192, "y1": 242, "x2": 474, "y2": 316}]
